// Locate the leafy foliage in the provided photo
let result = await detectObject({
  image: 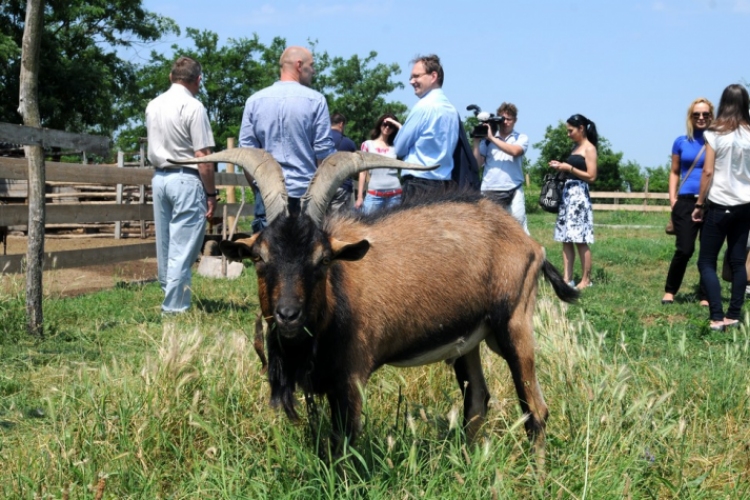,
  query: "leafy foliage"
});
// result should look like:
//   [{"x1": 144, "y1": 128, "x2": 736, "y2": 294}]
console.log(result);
[
  {"x1": 313, "y1": 49, "x2": 407, "y2": 145},
  {"x1": 116, "y1": 29, "x2": 285, "y2": 152},
  {"x1": 0, "y1": 0, "x2": 178, "y2": 140},
  {"x1": 530, "y1": 120, "x2": 623, "y2": 190}
]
